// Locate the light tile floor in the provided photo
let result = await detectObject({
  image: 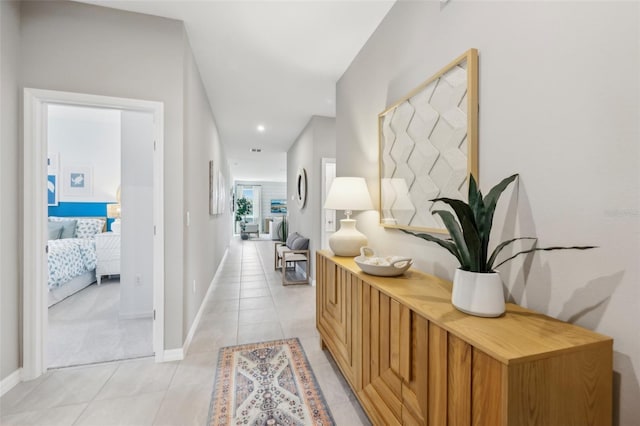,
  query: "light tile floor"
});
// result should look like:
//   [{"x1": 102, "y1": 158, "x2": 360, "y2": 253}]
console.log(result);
[{"x1": 1, "y1": 238, "x2": 370, "y2": 425}]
